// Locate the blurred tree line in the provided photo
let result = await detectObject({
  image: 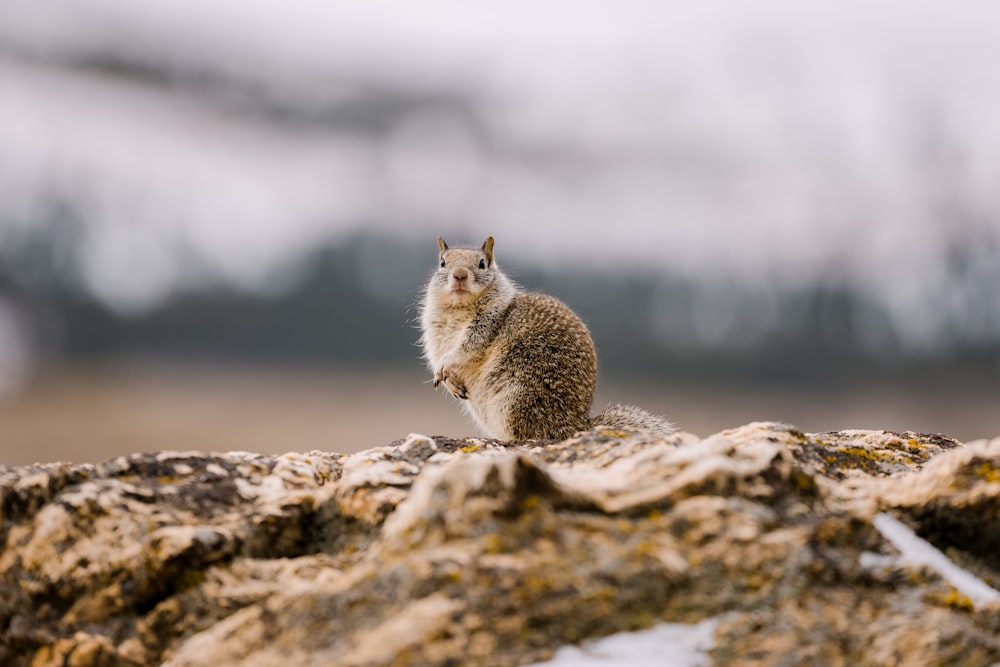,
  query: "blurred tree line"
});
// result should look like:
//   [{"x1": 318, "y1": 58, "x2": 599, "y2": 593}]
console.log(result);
[{"x1": 2, "y1": 230, "x2": 997, "y2": 390}]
